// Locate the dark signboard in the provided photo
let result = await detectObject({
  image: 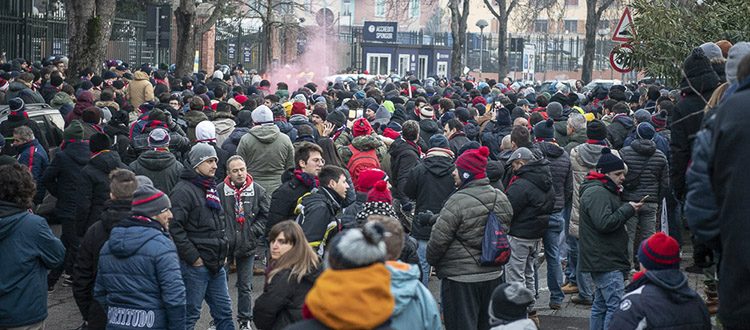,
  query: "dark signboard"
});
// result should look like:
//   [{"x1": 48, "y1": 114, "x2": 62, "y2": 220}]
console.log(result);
[{"x1": 363, "y1": 21, "x2": 398, "y2": 43}]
